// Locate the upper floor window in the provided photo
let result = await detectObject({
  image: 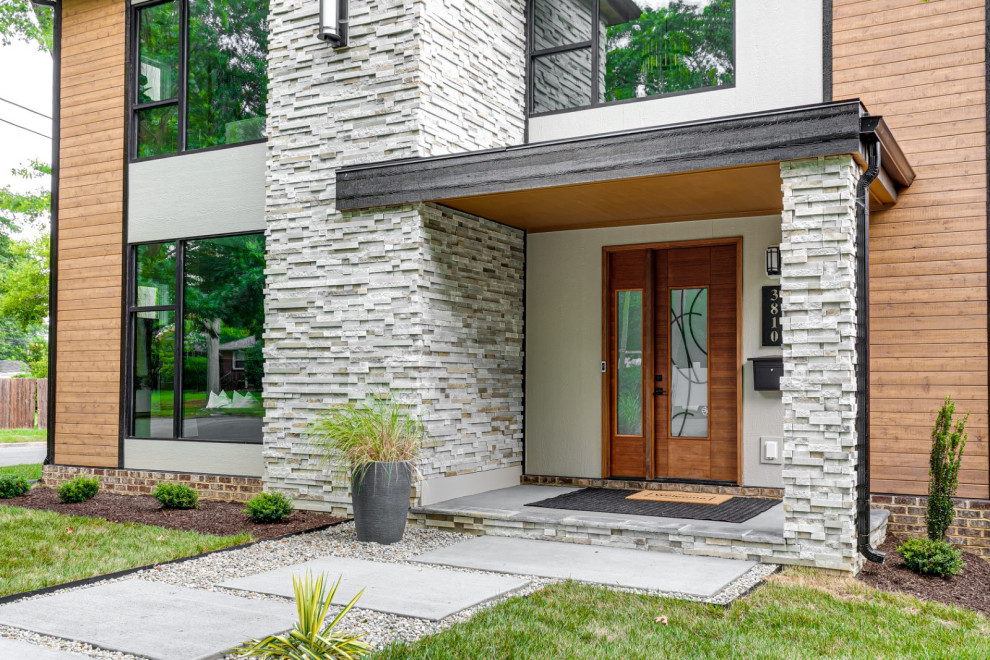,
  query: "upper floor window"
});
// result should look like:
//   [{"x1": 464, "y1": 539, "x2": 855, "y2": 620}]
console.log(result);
[
  {"x1": 133, "y1": 0, "x2": 269, "y2": 159},
  {"x1": 530, "y1": 0, "x2": 734, "y2": 115}
]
